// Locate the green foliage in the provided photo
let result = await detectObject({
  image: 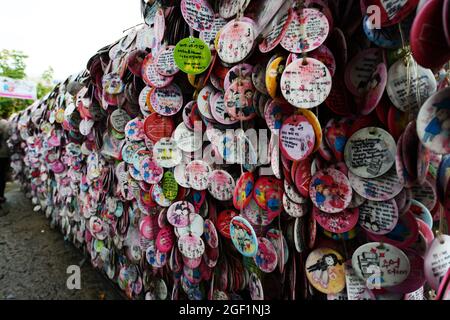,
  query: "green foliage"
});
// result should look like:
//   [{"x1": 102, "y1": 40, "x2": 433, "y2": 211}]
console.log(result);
[
  {"x1": 0, "y1": 50, "x2": 54, "y2": 118},
  {"x1": 0, "y1": 49, "x2": 27, "y2": 79},
  {"x1": 41, "y1": 66, "x2": 54, "y2": 85},
  {"x1": 37, "y1": 66, "x2": 55, "y2": 100},
  {"x1": 0, "y1": 98, "x2": 31, "y2": 118}
]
